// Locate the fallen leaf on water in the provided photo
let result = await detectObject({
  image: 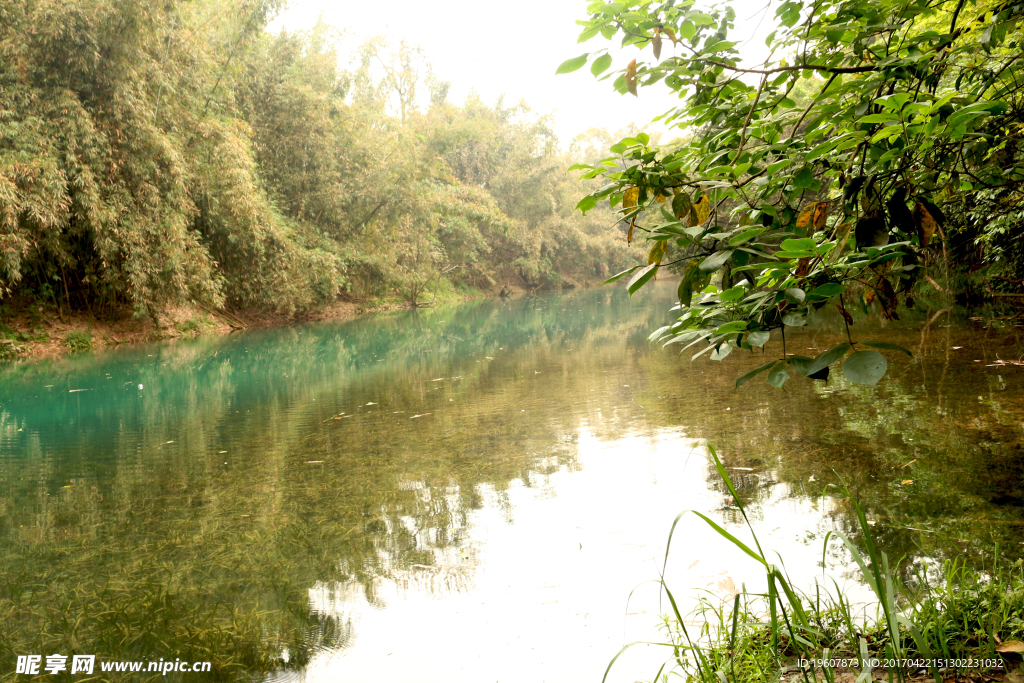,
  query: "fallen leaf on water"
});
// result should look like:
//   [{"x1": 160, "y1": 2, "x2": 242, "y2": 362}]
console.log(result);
[
  {"x1": 306, "y1": 461, "x2": 324, "y2": 464},
  {"x1": 717, "y1": 576, "x2": 739, "y2": 596},
  {"x1": 901, "y1": 479, "x2": 915, "y2": 485},
  {"x1": 996, "y1": 640, "x2": 1024, "y2": 653},
  {"x1": 410, "y1": 413, "x2": 431, "y2": 419},
  {"x1": 687, "y1": 560, "x2": 700, "y2": 569},
  {"x1": 901, "y1": 459, "x2": 917, "y2": 468}
]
